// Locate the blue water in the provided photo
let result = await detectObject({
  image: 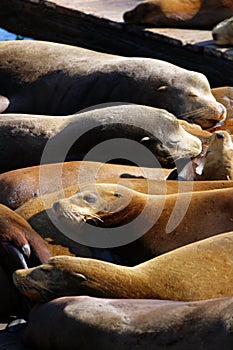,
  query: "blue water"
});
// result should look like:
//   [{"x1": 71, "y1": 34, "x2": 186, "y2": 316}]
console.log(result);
[{"x1": 0, "y1": 27, "x2": 32, "y2": 41}]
